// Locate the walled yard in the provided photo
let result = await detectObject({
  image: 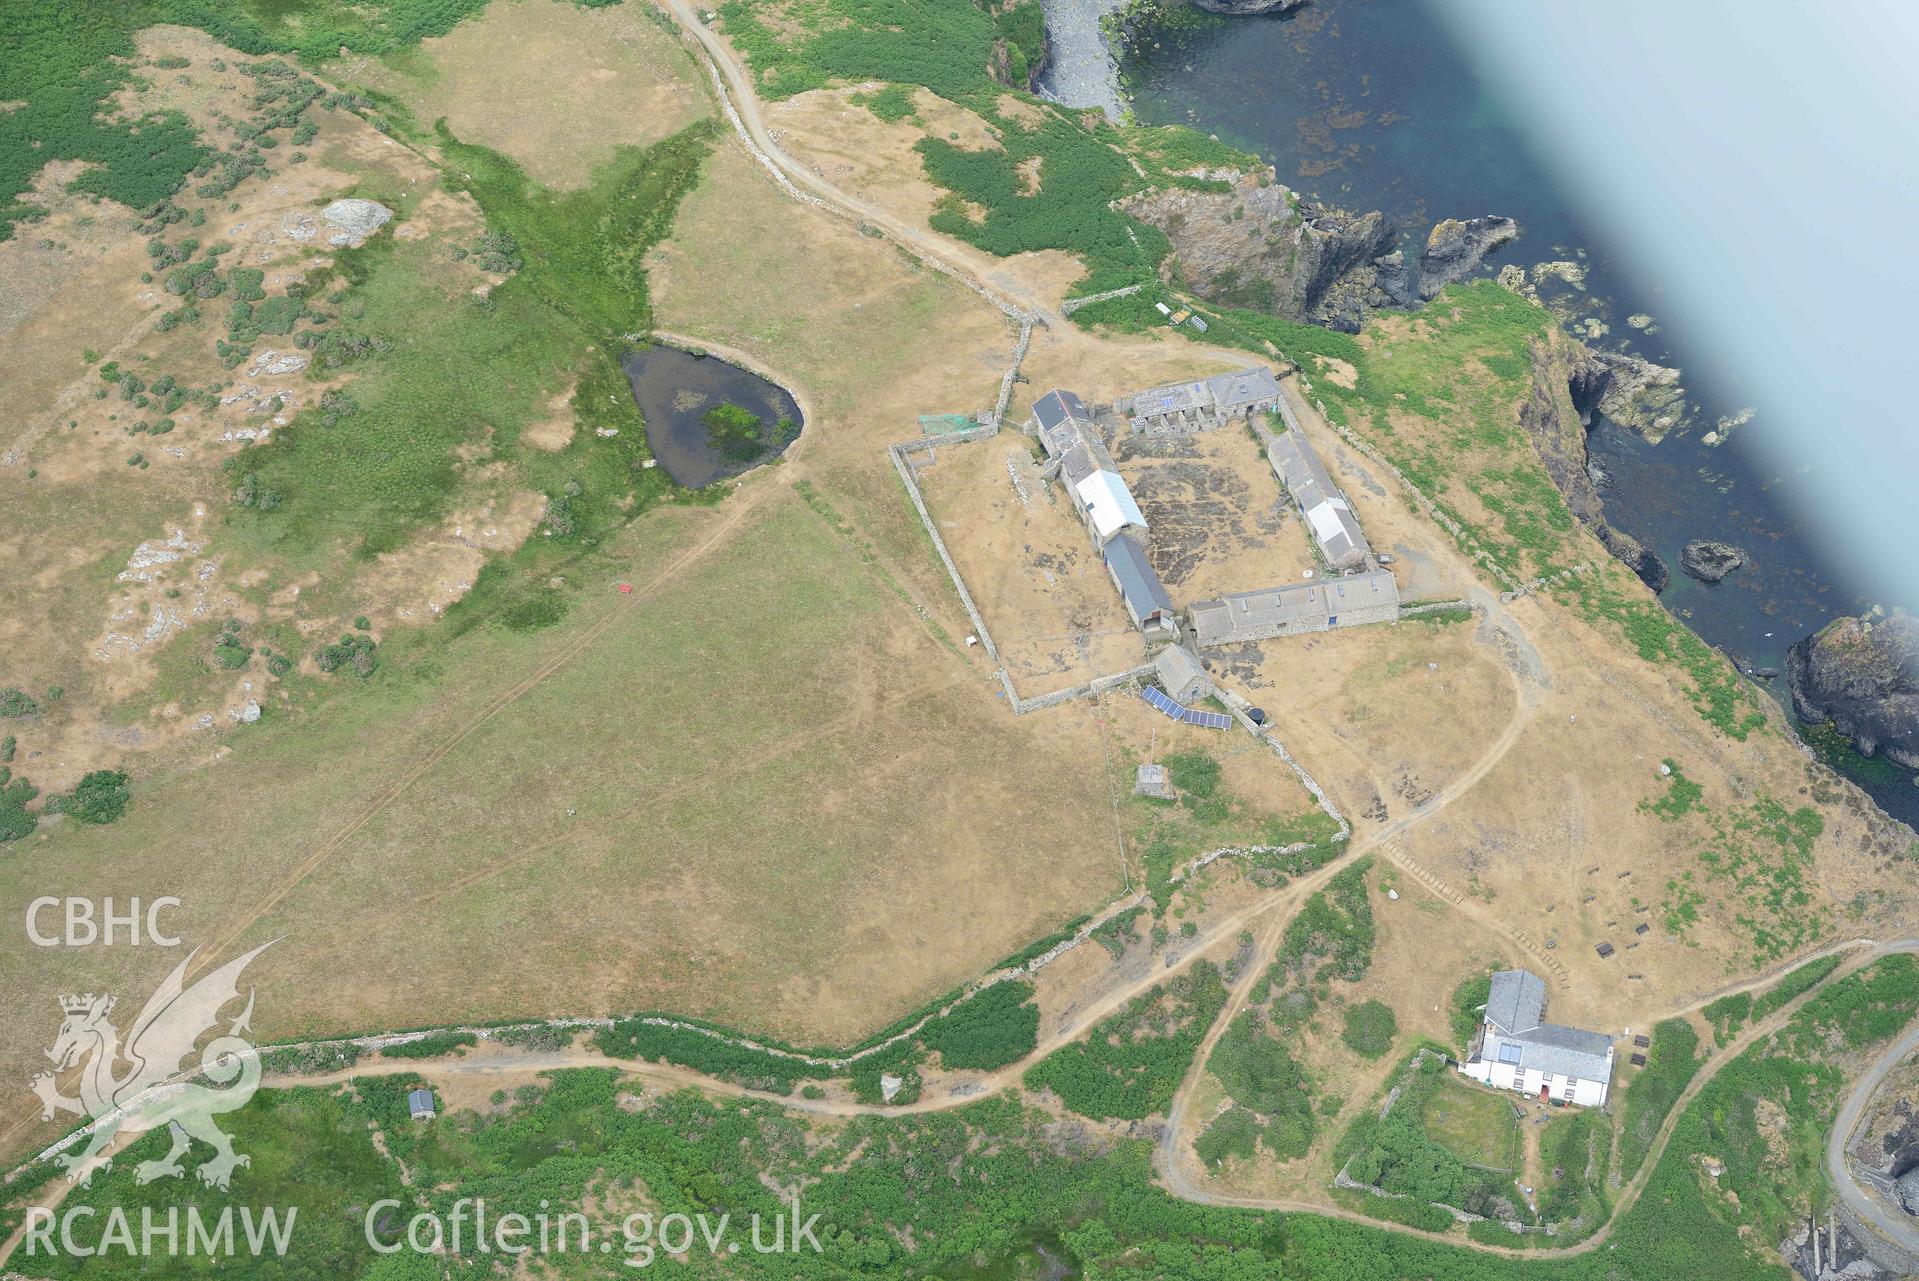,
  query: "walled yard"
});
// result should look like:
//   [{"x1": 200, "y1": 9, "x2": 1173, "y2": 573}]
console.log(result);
[
  {"x1": 1113, "y1": 427, "x2": 1319, "y2": 606},
  {"x1": 916, "y1": 430, "x2": 1144, "y2": 689}
]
